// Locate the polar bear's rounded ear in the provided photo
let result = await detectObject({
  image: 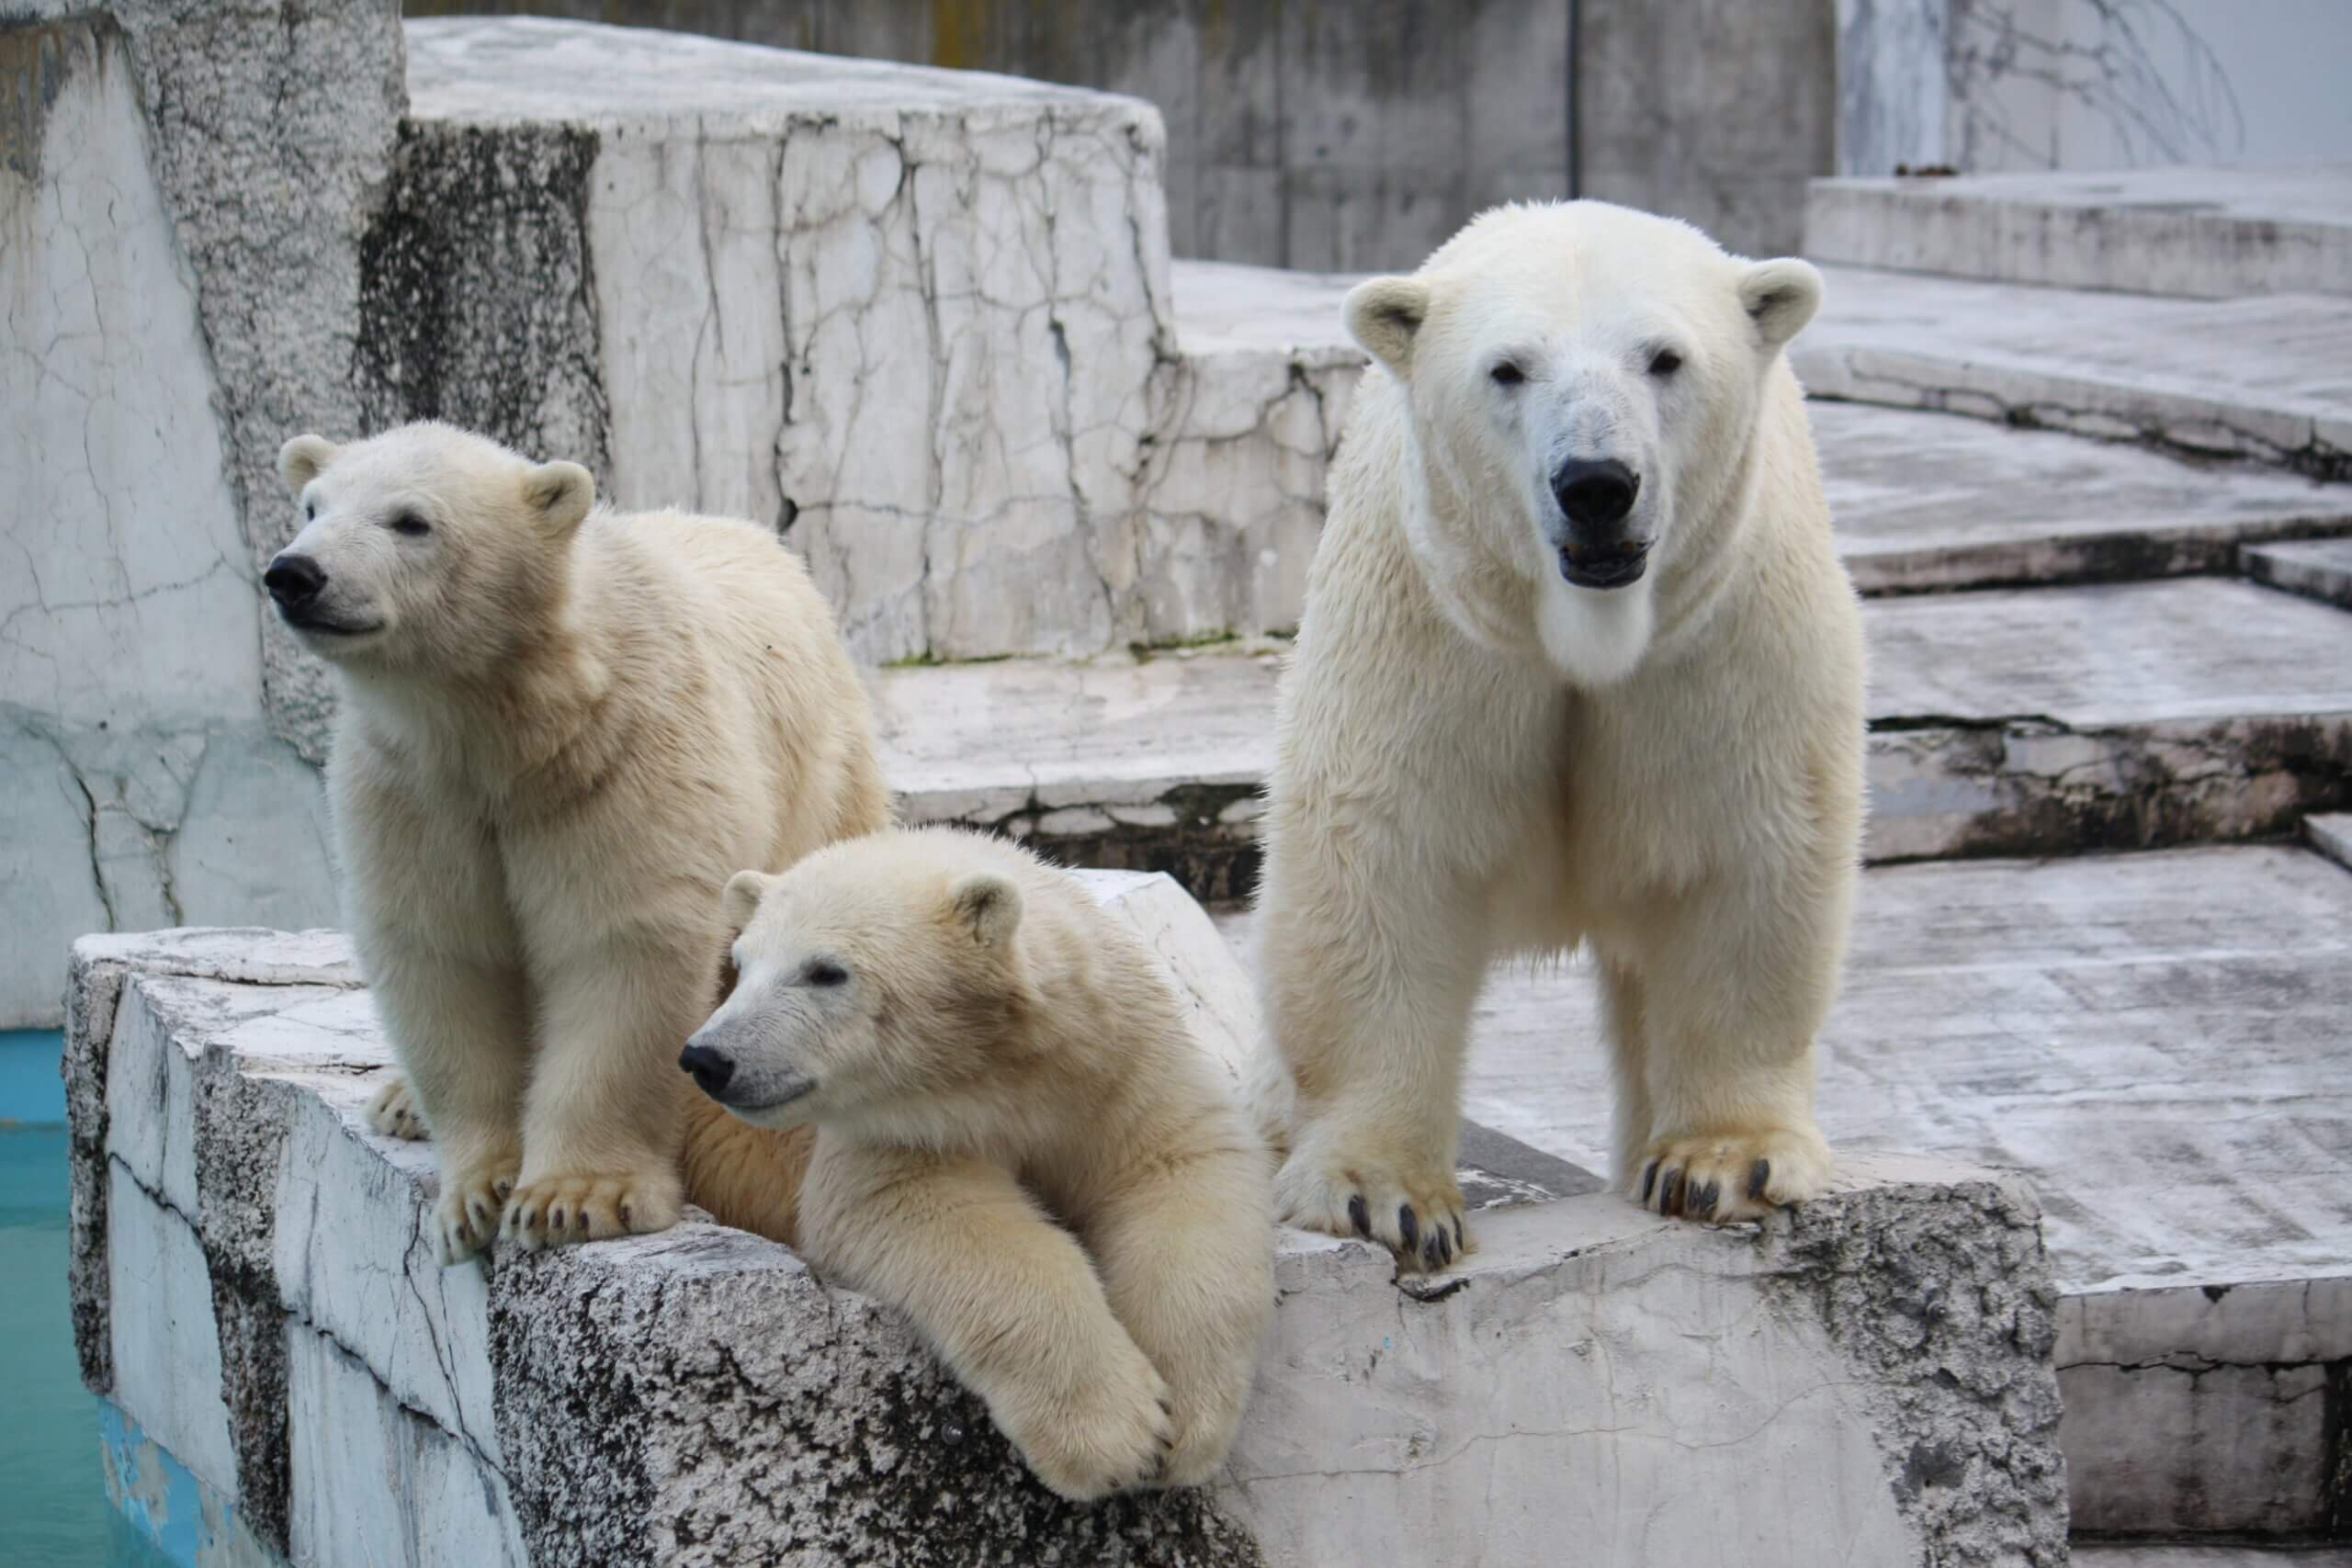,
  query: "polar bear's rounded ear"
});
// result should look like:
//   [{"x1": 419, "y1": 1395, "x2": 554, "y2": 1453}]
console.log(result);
[
  {"x1": 1738, "y1": 259, "x2": 1824, "y2": 352},
  {"x1": 721, "y1": 870, "x2": 778, "y2": 935},
  {"x1": 946, "y1": 872, "x2": 1023, "y2": 950},
  {"x1": 278, "y1": 434, "x2": 338, "y2": 494},
  {"x1": 523, "y1": 460, "x2": 594, "y2": 536},
  {"x1": 1344, "y1": 276, "x2": 1431, "y2": 375}
]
